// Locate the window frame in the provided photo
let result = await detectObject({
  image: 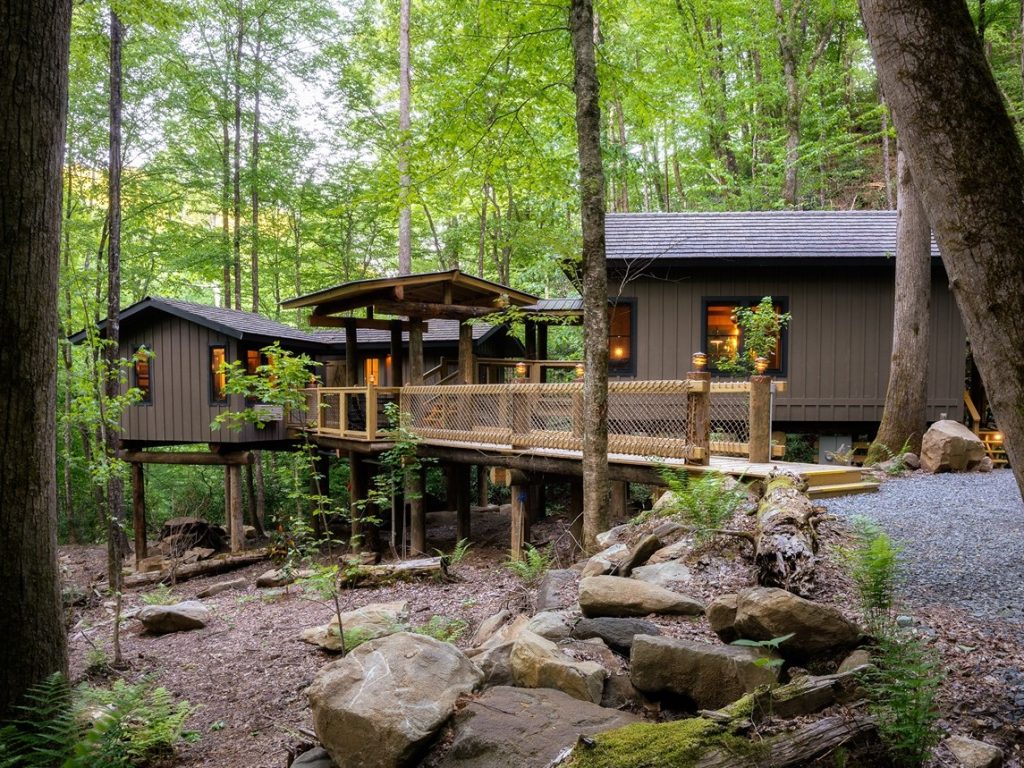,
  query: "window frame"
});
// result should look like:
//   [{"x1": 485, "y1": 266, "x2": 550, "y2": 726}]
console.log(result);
[
  {"x1": 700, "y1": 296, "x2": 789, "y2": 377},
  {"x1": 608, "y1": 297, "x2": 637, "y2": 377},
  {"x1": 132, "y1": 343, "x2": 153, "y2": 405},
  {"x1": 209, "y1": 344, "x2": 228, "y2": 405}
]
